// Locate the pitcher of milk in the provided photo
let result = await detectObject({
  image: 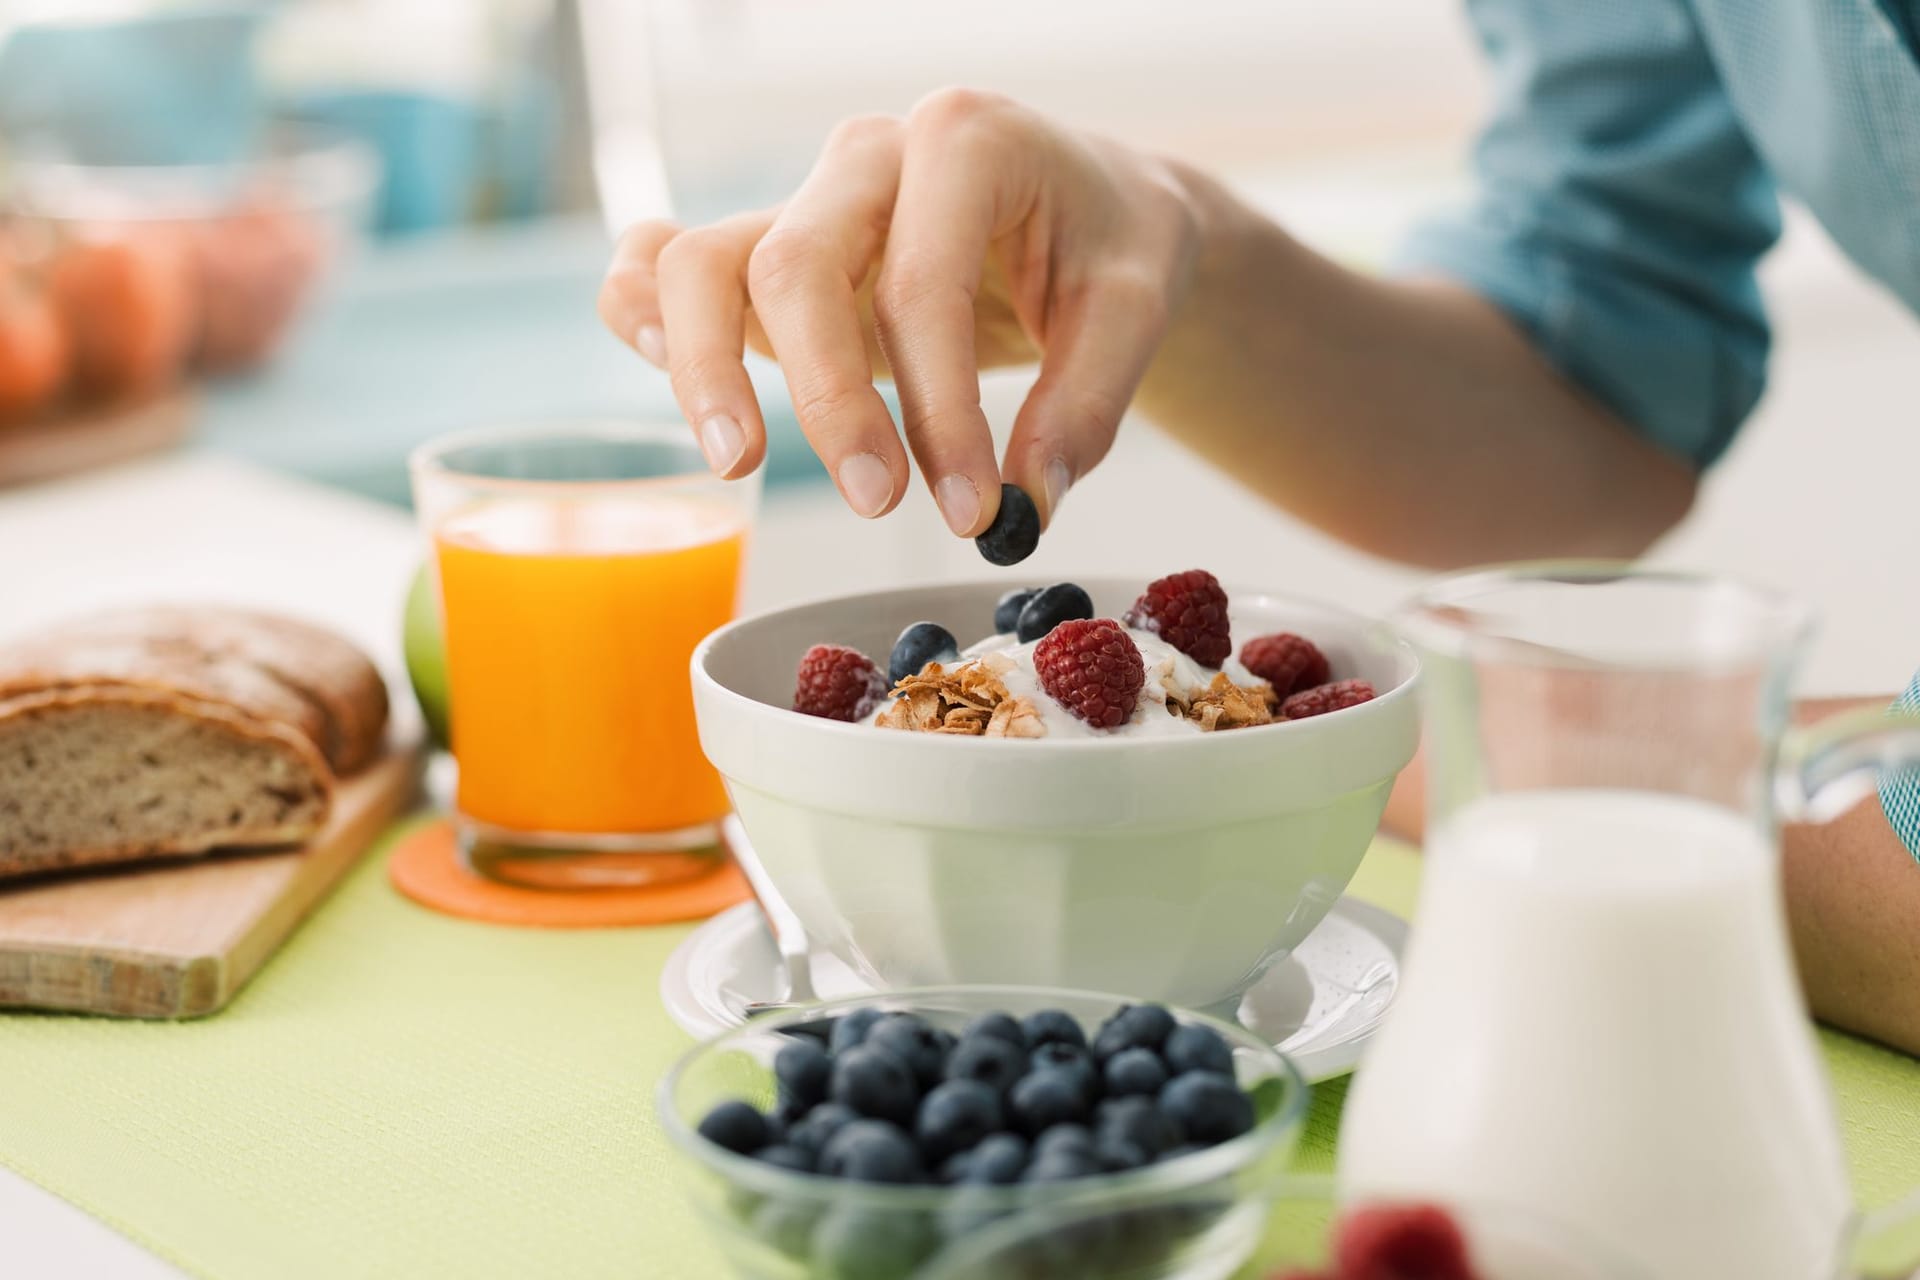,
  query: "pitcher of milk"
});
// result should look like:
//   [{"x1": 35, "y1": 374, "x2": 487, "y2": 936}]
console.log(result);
[{"x1": 1340, "y1": 564, "x2": 1920, "y2": 1280}]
